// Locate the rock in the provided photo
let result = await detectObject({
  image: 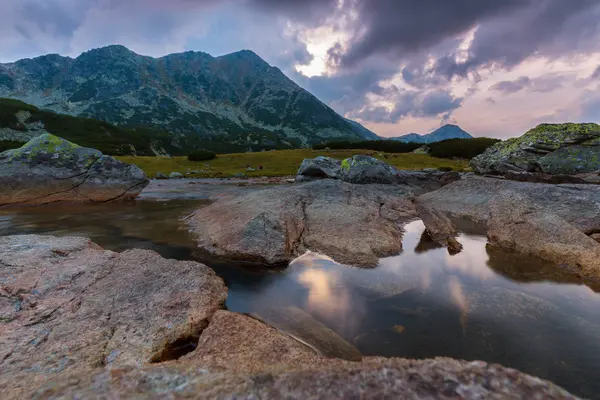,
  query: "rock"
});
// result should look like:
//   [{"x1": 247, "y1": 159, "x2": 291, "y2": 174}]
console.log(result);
[
  {"x1": 154, "y1": 172, "x2": 168, "y2": 179},
  {"x1": 34, "y1": 357, "x2": 579, "y2": 399},
  {"x1": 414, "y1": 198, "x2": 463, "y2": 254},
  {"x1": 253, "y1": 306, "x2": 362, "y2": 361},
  {"x1": 413, "y1": 145, "x2": 431, "y2": 154},
  {"x1": 487, "y1": 191, "x2": 600, "y2": 280},
  {"x1": 188, "y1": 179, "x2": 425, "y2": 266},
  {"x1": 296, "y1": 156, "x2": 342, "y2": 182},
  {"x1": 232, "y1": 172, "x2": 247, "y2": 178},
  {"x1": 340, "y1": 155, "x2": 401, "y2": 184},
  {"x1": 438, "y1": 170, "x2": 461, "y2": 185},
  {"x1": 0, "y1": 235, "x2": 227, "y2": 398},
  {"x1": 0, "y1": 134, "x2": 149, "y2": 206},
  {"x1": 576, "y1": 170, "x2": 600, "y2": 184},
  {"x1": 186, "y1": 310, "x2": 323, "y2": 373},
  {"x1": 504, "y1": 170, "x2": 587, "y2": 184},
  {"x1": 471, "y1": 123, "x2": 600, "y2": 175},
  {"x1": 169, "y1": 172, "x2": 184, "y2": 179},
  {"x1": 592, "y1": 233, "x2": 600, "y2": 243},
  {"x1": 416, "y1": 175, "x2": 600, "y2": 234}
]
